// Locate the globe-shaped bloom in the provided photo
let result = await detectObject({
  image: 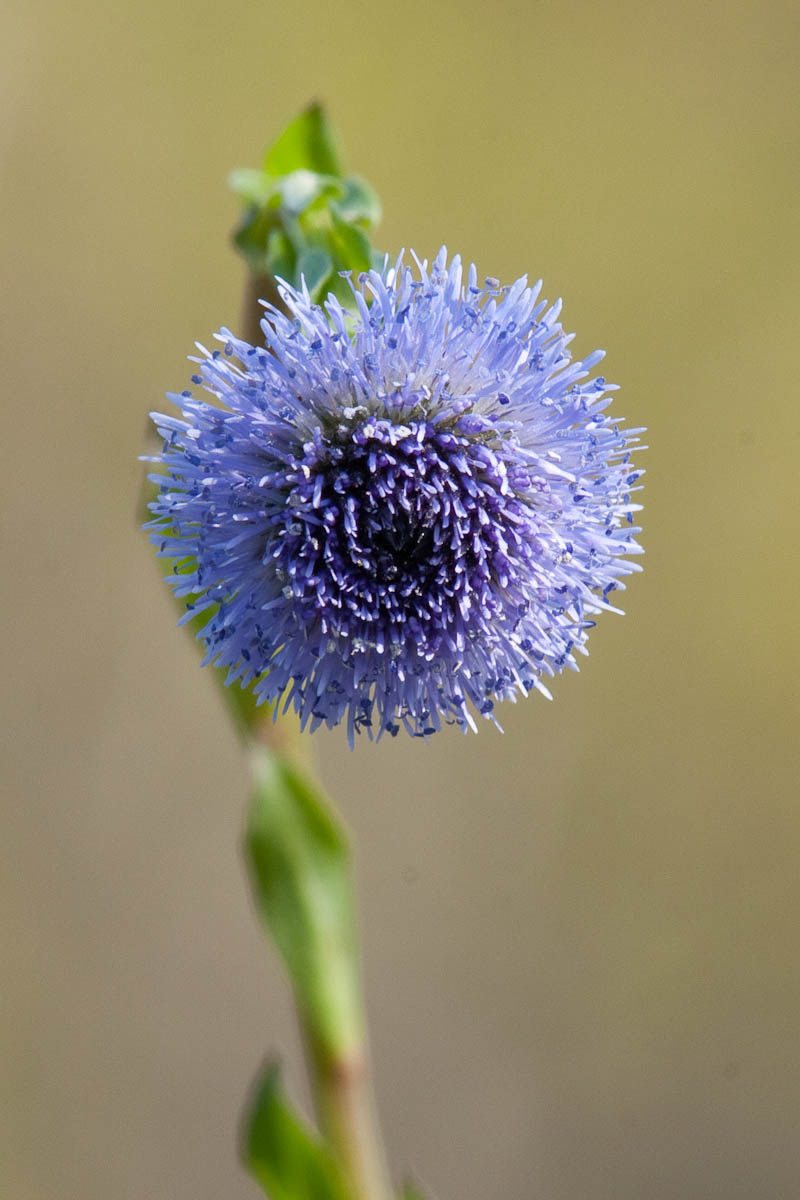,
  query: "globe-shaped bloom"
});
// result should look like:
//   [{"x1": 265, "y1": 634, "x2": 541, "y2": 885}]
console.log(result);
[{"x1": 146, "y1": 249, "x2": 643, "y2": 741}]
